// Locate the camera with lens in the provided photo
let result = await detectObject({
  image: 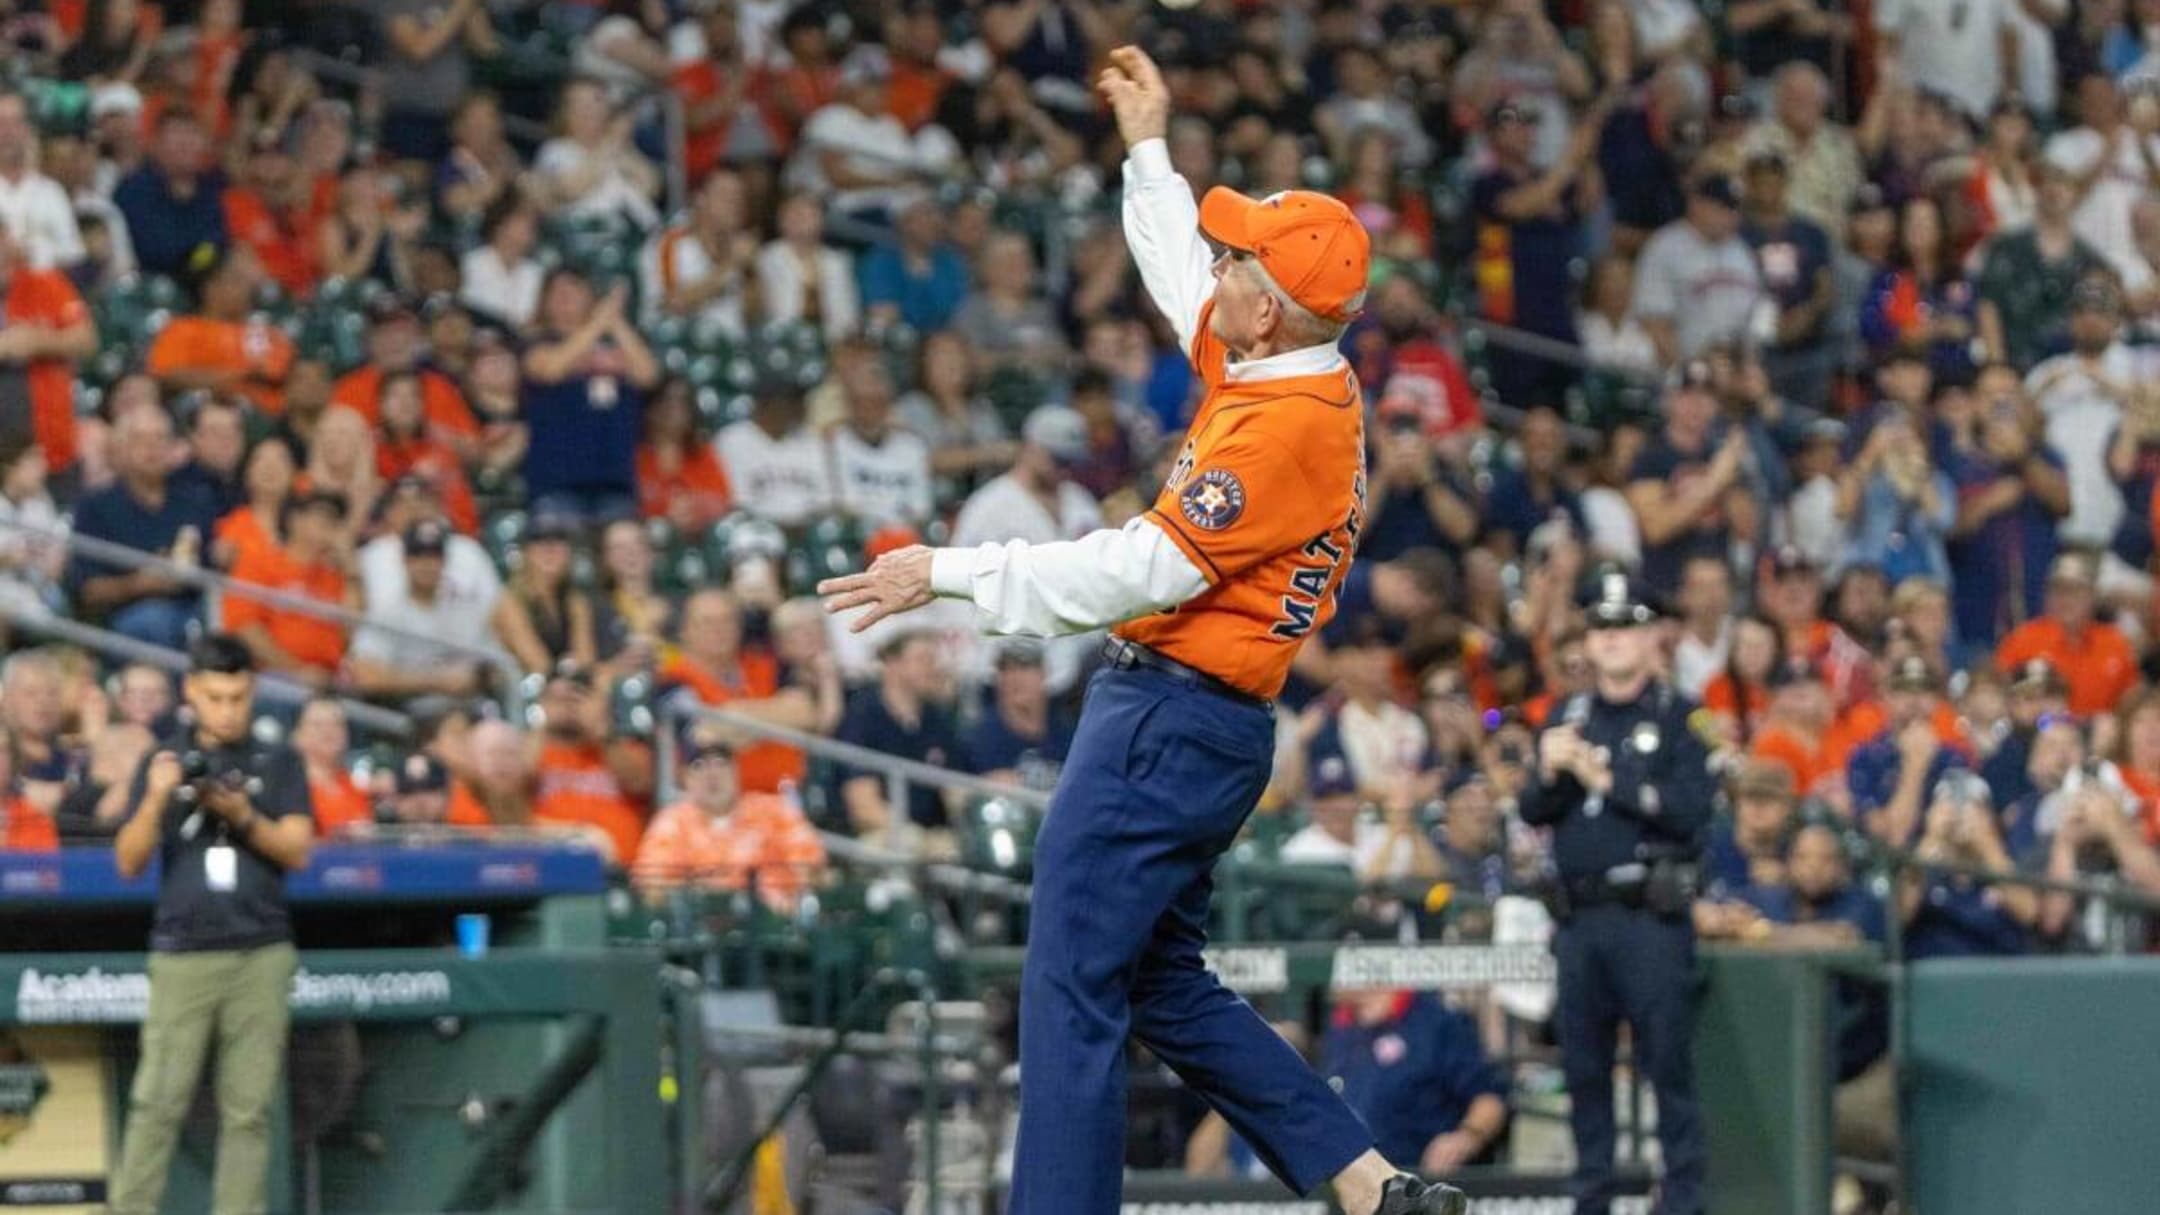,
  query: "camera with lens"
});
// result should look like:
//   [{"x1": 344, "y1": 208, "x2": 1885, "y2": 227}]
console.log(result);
[{"x1": 172, "y1": 749, "x2": 263, "y2": 805}]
